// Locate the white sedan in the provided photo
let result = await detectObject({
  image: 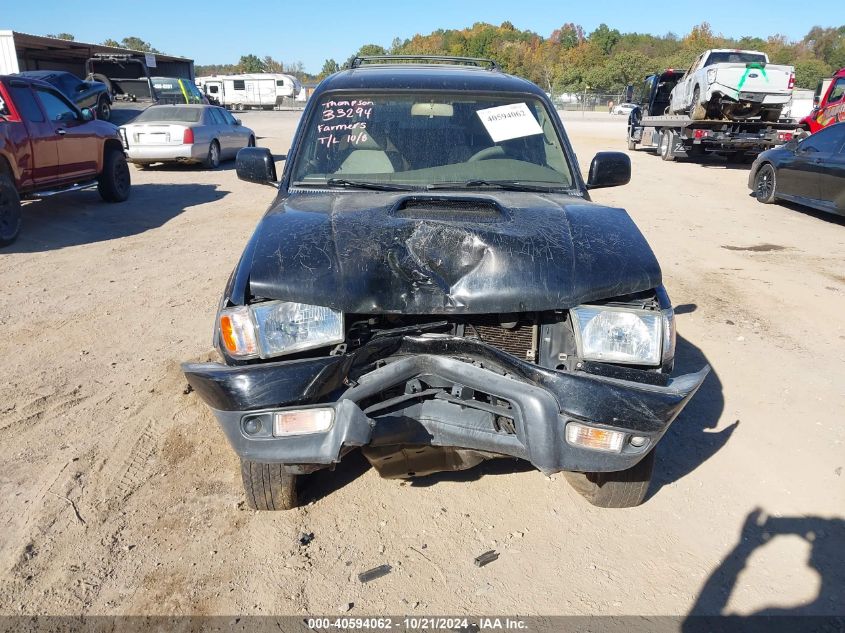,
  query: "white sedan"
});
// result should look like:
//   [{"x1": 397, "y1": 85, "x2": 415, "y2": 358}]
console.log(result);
[
  {"x1": 121, "y1": 104, "x2": 255, "y2": 169},
  {"x1": 612, "y1": 103, "x2": 637, "y2": 116}
]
